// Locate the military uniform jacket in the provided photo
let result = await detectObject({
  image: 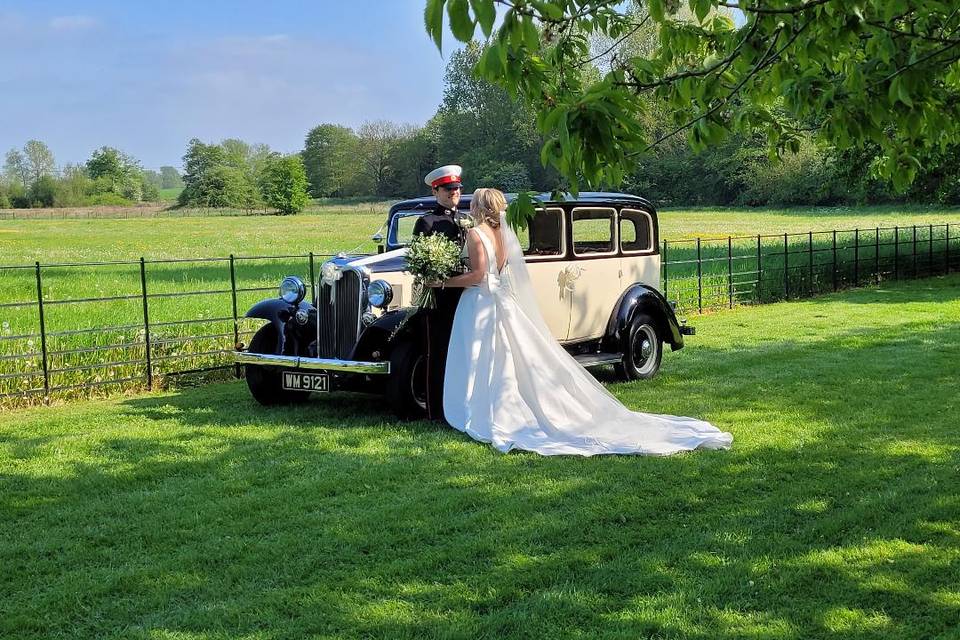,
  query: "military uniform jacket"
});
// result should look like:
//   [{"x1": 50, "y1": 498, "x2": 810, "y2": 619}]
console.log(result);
[{"x1": 412, "y1": 204, "x2": 468, "y2": 247}]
